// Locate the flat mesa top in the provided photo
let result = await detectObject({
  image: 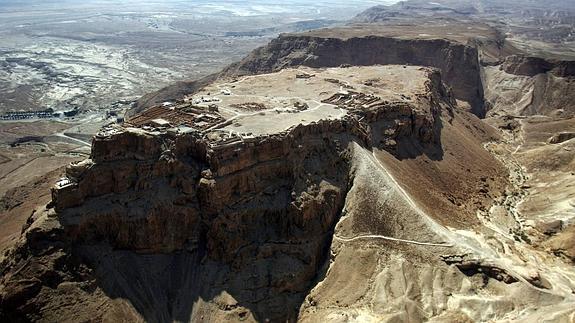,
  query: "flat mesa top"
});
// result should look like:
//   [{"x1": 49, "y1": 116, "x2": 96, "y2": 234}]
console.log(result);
[
  {"x1": 191, "y1": 65, "x2": 431, "y2": 136},
  {"x1": 124, "y1": 65, "x2": 434, "y2": 141},
  {"x1": 291, "y1": 21, "x2": 496, "y2": 43}
]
